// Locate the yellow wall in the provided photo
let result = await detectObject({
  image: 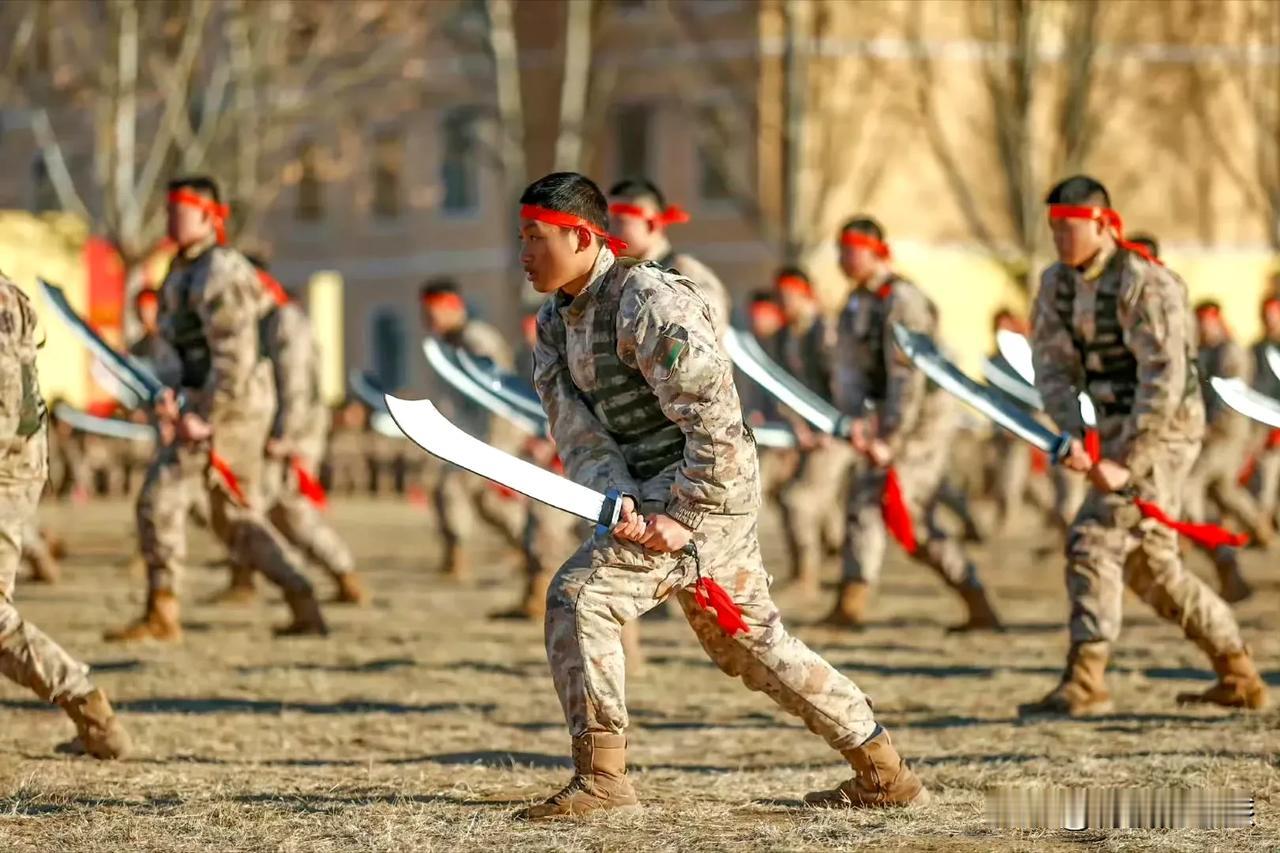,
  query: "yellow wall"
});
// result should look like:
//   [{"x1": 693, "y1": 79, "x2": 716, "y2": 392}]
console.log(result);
[
  {"x1": 307, "y1": 271, "x2": 346, "y2": 406},
  {"x1": 0, "y1": 212, "x2": 90, "y2": 404}
]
